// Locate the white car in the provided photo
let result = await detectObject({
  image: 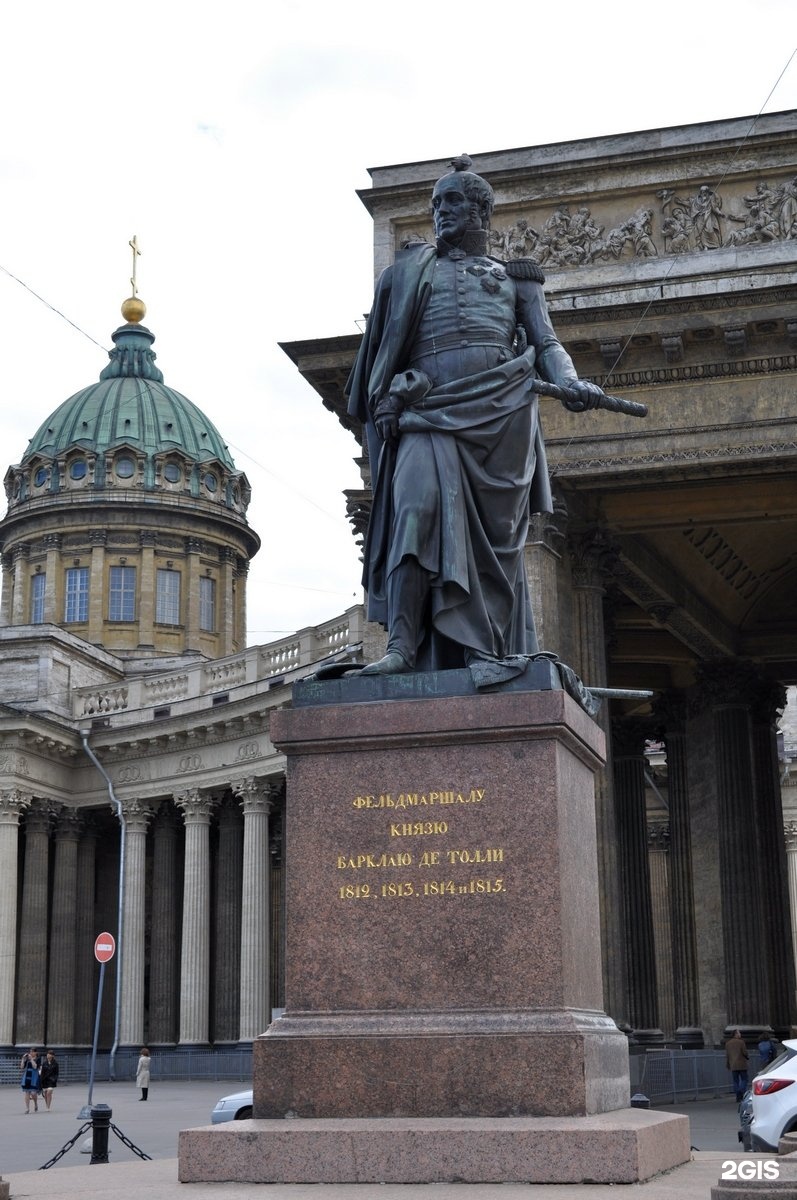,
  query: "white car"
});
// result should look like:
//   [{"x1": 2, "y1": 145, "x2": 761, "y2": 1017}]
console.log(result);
[
  {"x1": 750, "y1": 1039, "x2": 797, "y2": 1151},
  {"x1": 211, "y1": 1088, "x2": 253, "y2": 1123}
]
